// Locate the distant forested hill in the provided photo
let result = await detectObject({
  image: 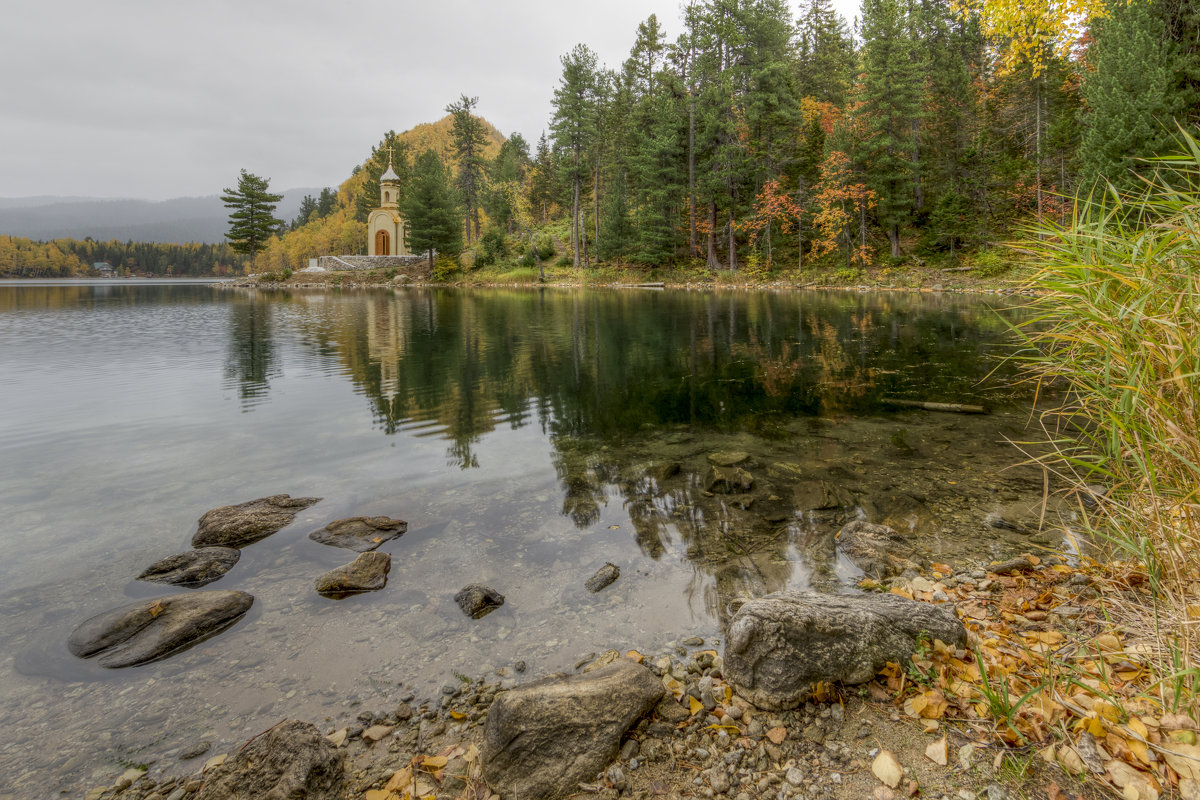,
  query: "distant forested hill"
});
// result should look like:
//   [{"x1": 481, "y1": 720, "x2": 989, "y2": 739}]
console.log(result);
[{"x1": 0, "y1": 189, "x2": 319, "y2": 244}]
